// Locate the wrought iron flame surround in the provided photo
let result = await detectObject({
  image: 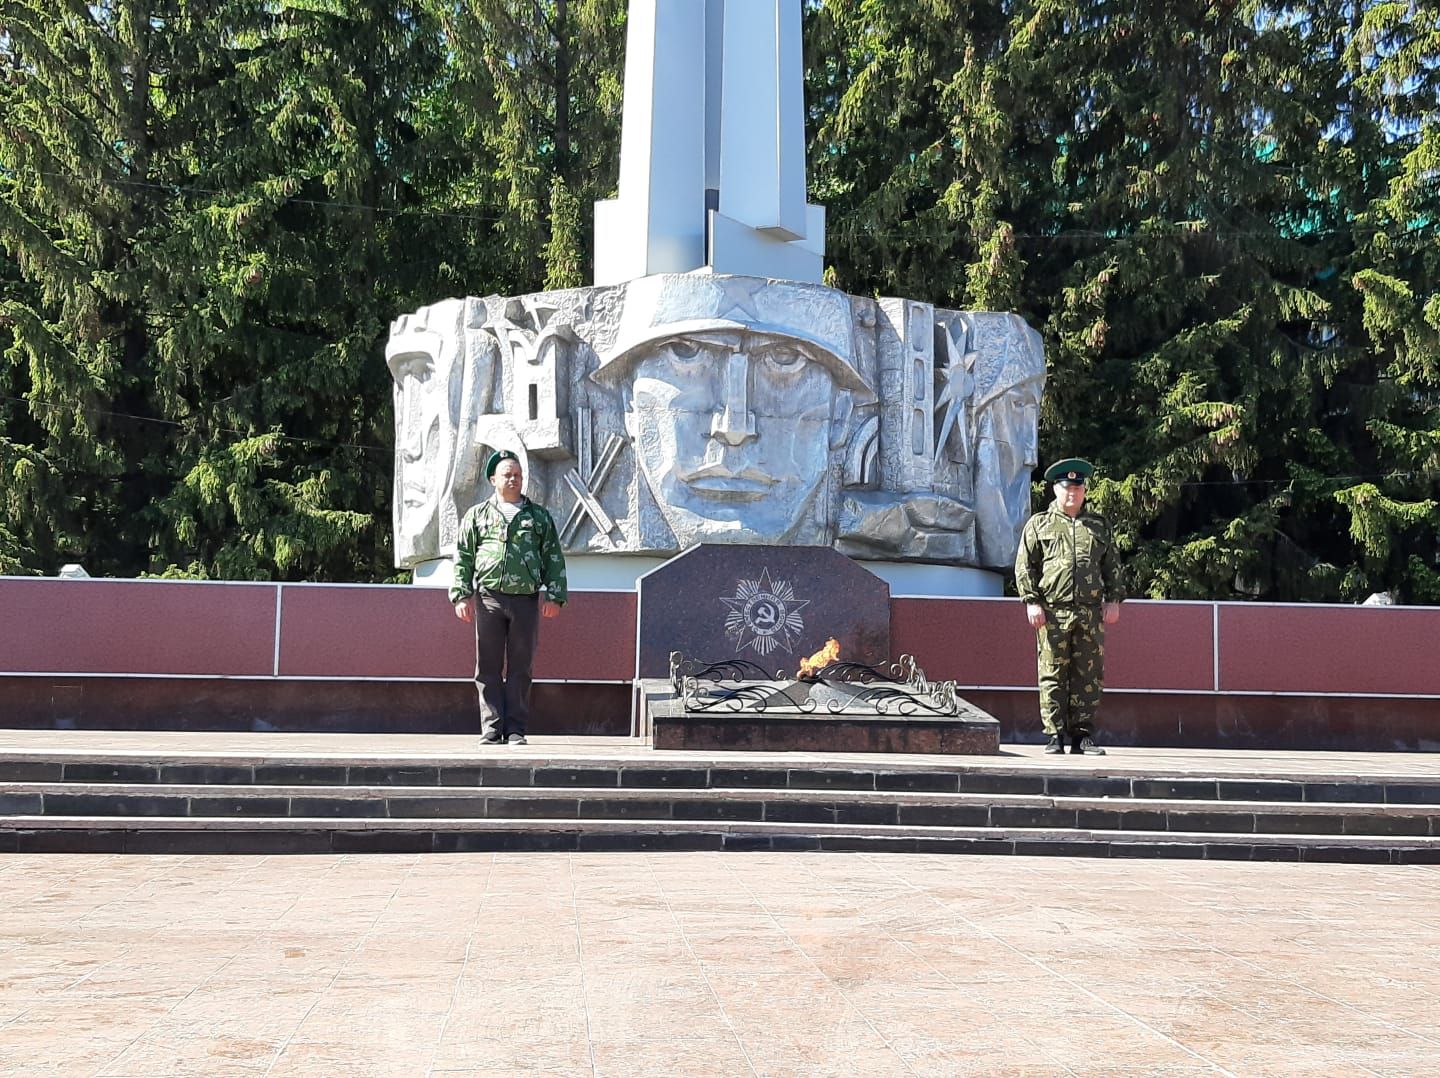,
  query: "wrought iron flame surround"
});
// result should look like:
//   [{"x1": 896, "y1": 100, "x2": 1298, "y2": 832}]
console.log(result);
[{"x1": 669, "y1": 652, "x2": 963, "y2": 717}]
